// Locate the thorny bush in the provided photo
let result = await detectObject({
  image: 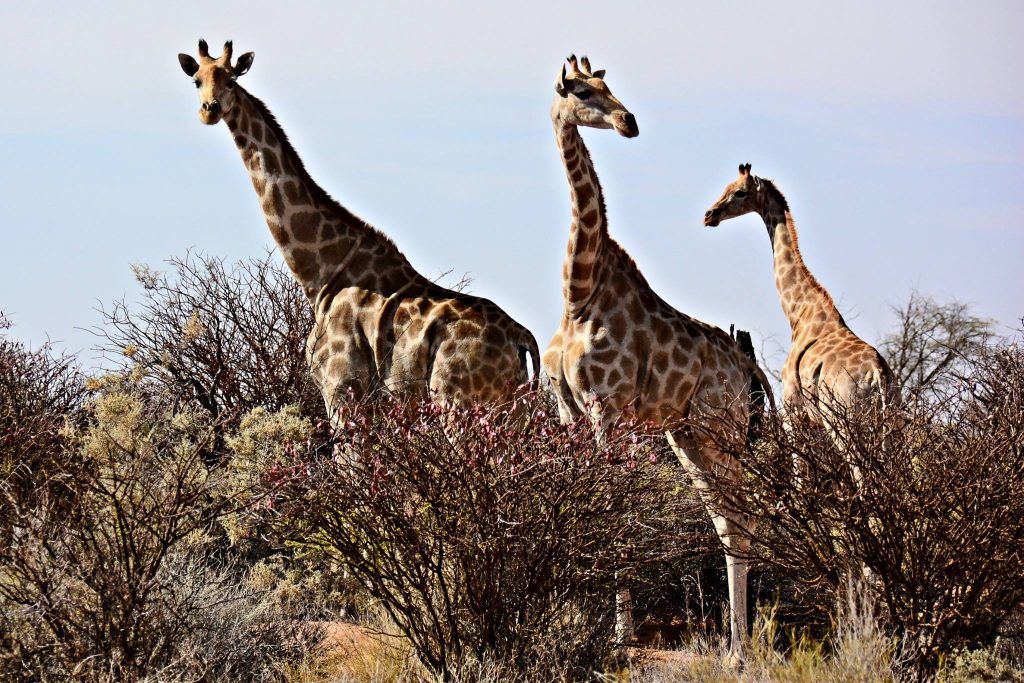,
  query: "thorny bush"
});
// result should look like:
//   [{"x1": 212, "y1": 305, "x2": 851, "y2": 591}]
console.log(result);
[
  {"x1": 96, "y1": 251, "x2": 325, "y2": 458},
  {"x1": 0, "y1": 371, "x2": 316, "y2": 681},
  {"x1": 696, "y1": 338, "x2": 1024, "y2": 679},
  {"x1": 258, "y1": 391, "x2": 705, "y2": 681},
  {"x1": 0, "y1": 312, "x2": 88, "y2": 538}
]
